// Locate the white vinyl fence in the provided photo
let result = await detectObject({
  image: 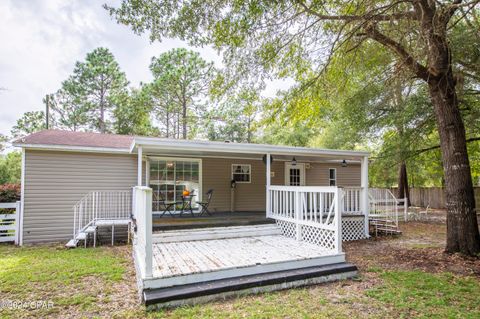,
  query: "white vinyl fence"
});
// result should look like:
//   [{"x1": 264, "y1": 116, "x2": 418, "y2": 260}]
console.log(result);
[{"x1": 0, "y1": 201, "x2": 21, "y2": 244}]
